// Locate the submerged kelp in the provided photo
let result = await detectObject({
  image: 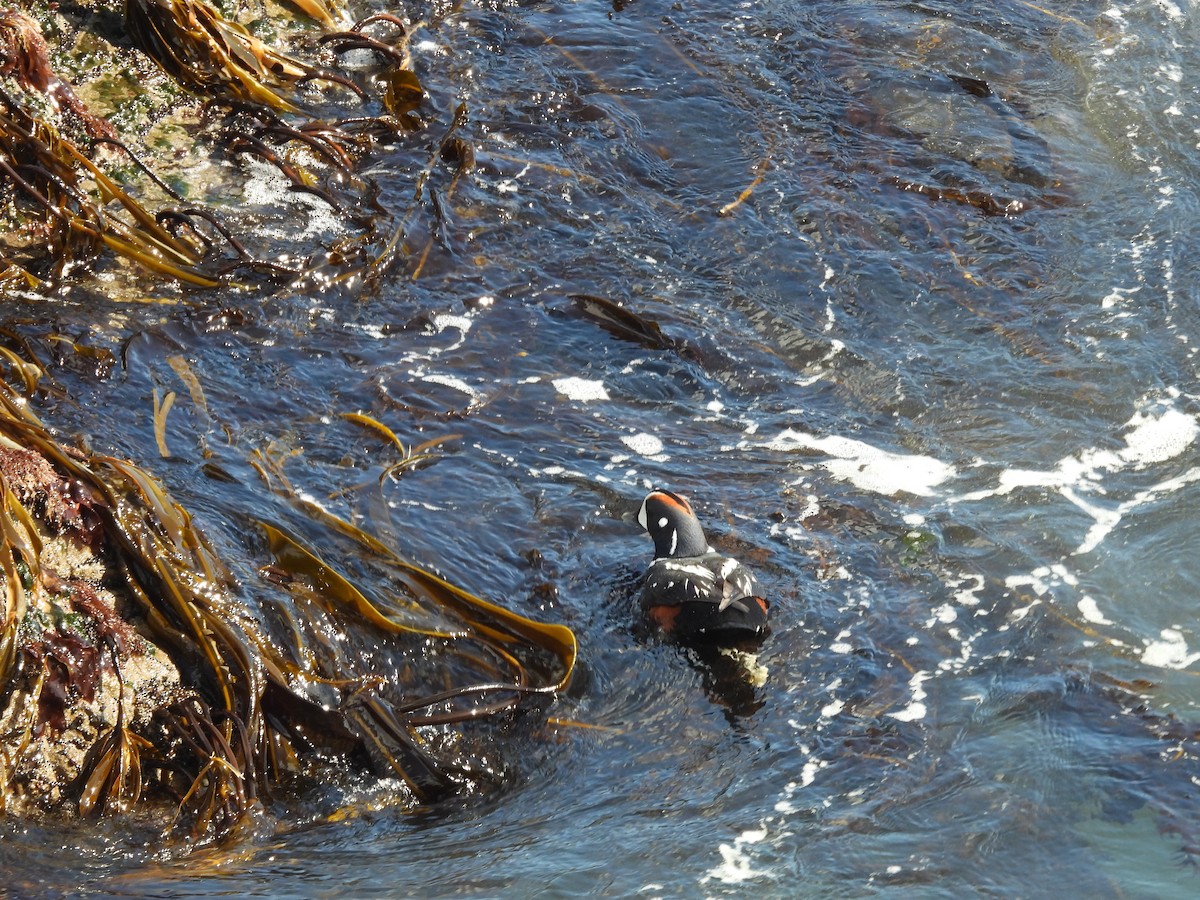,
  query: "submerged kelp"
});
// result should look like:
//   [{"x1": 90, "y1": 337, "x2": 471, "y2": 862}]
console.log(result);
[
  {"x1": 0, "y1": 0, "x2": 582, "y2": 839},
  {"x1": 0, "y1": 348, "x2": 575, "y2": 838}
]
